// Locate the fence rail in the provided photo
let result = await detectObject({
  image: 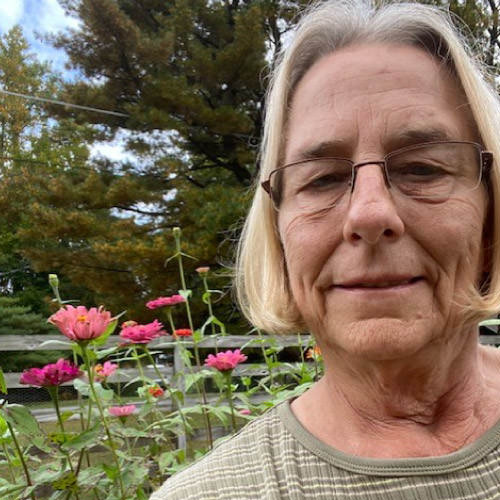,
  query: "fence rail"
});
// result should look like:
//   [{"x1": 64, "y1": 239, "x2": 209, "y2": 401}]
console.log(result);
[{"x1": 3, "y1": 333, "x2": 499, "y2": 393}]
